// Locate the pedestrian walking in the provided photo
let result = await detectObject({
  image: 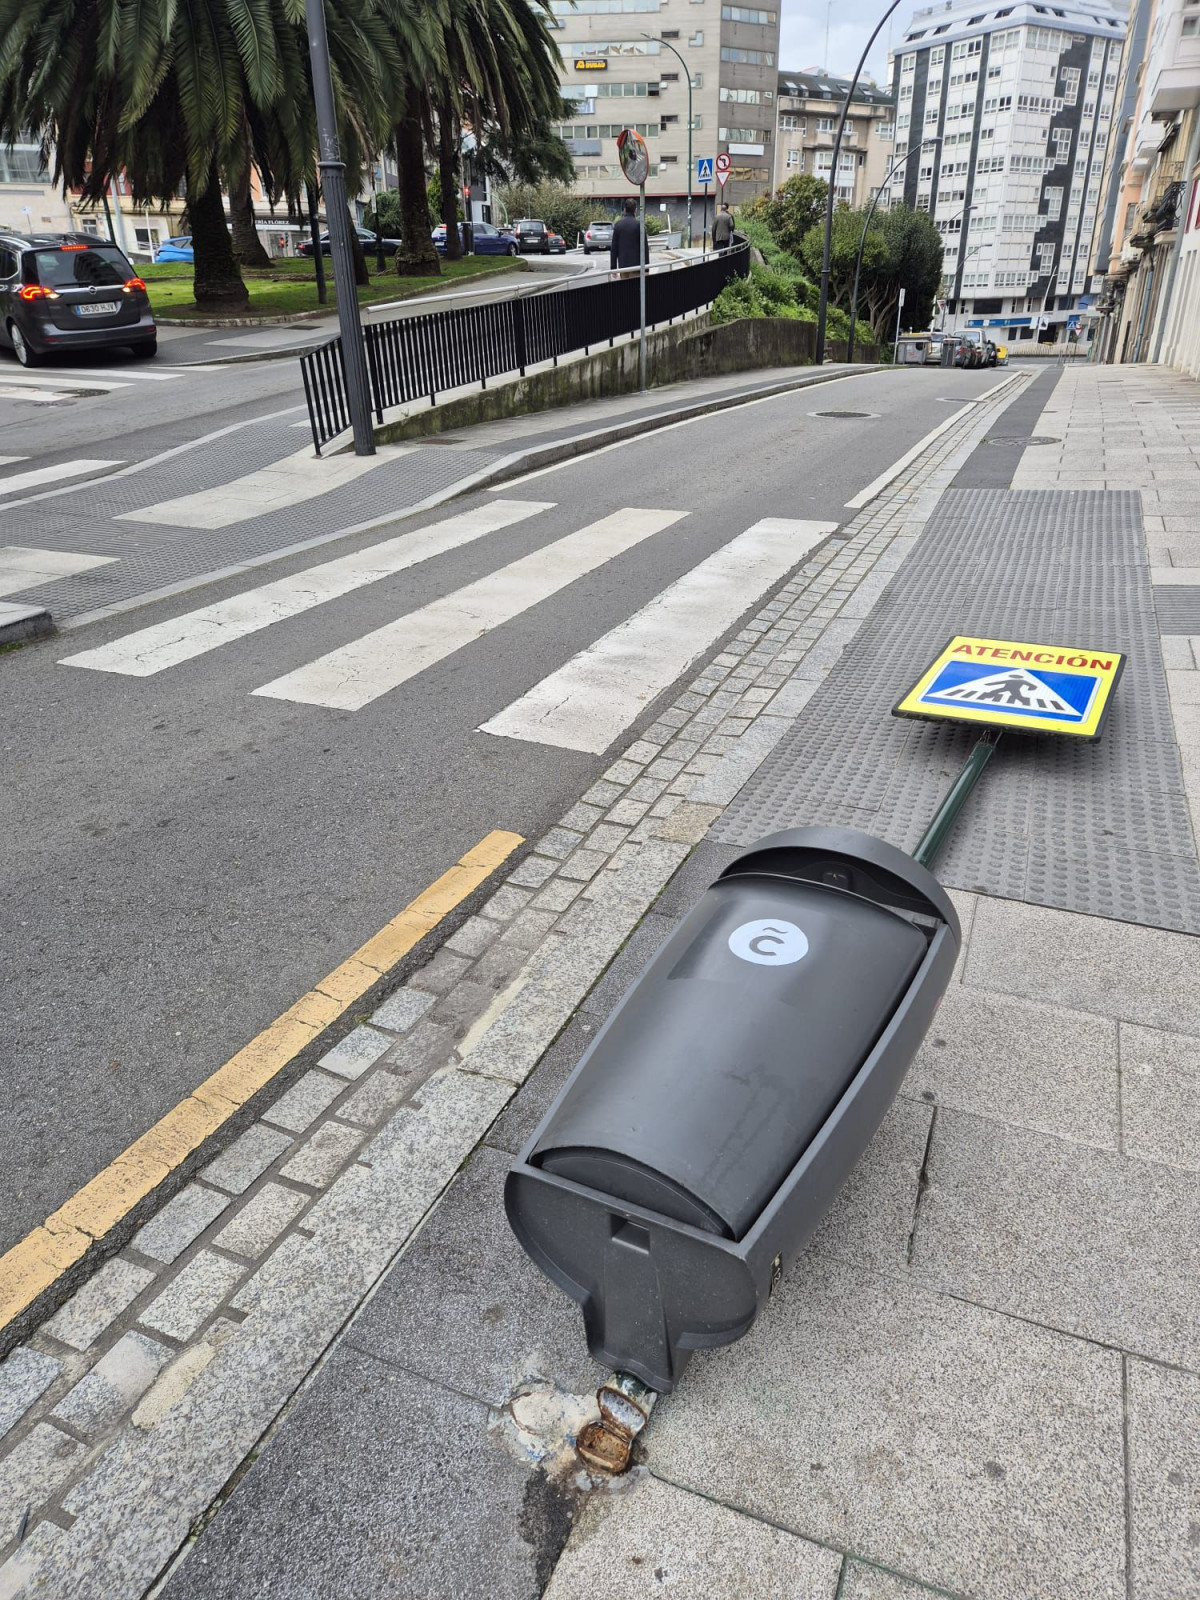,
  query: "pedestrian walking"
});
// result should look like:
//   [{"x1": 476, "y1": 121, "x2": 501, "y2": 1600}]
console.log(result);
[
  {"x1": 610, "y1": 197, "x2": 649, "y2": 275},
  {"x1": 712, "y1": 204, "x2": 734, "y2": 252}
]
